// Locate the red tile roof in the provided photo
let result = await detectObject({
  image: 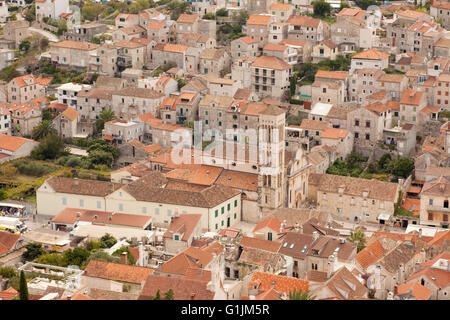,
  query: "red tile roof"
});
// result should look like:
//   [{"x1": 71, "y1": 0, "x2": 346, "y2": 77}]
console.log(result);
[
  {"x1": 239, "y1": 236, "x2": 281, "y2": 253},
  {"x1": 249, "y1": 271, "x2": 309, "y2": 296},
  {"x1": 253, "y1": 217, "x2": 282, "y2": 233},
  {"x1": 396, "y1": 282, "x2": 432, "y2": 300},
  {"x1": 84, "y1": 260, "x2": 153, "y2": 284},
  {"x1": 355, "y1": 240, "x2": 385, "y2": 269}
]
